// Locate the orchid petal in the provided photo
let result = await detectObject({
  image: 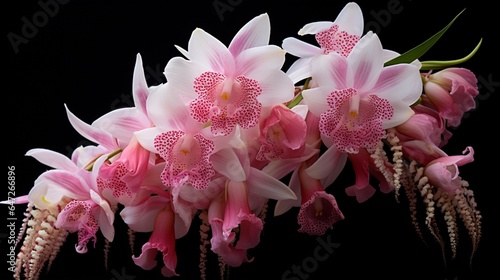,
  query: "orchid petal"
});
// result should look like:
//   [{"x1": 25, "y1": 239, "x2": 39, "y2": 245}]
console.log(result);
[
  {"x1": 26, "y1": 148, "x2": 78, "y2": 172},
  {"x1": 247, "y1": 168, "x2": 296, "y2": 200},
  {"x1": 65, "y1": 104, "x2": 118, "y2": 150},
  {"x1": 188, "y1": 28, "x2": 235, "y2": 75},
  {"x1": 334, "y1": 2, "x2": 364, "y2": 35},
  {"x1": 211, "y1": 148, "x2": 246, "y2": 181},
  {"x1": 347, "y1": 32, "x2": 384, "y2": 91},
  {"x1": 120, "y1": 196, "x2": 169, "y2": 232},
  {"x1": 282, "y1": 37, "x2": 322, "y2": 57},
  {"x1": 298, "y1": 21, "x2": 334, "y2": 35},
  {"x1": 229, "y1": 13, "x2": 270, "y2": 56},
  {"x1": 132, "y1": 53, "x2": 150, "y2": 116},
  {"x1": 374, "y1": 63, "x2": 422, "y2": 105},
  {"x1": 93, "y1": 107, "x2": 150, "y2": 145},
  {"x1": 273, "y1": 168, "x2": 302, "y2": 216},
  {"x1": 235, "y1": 45, "x2": 286, "y2": 79}
]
